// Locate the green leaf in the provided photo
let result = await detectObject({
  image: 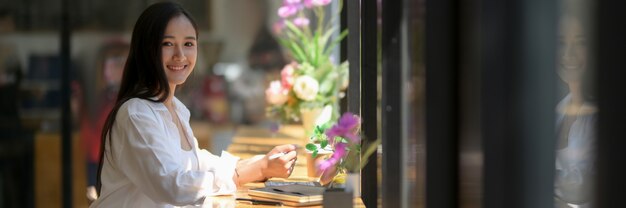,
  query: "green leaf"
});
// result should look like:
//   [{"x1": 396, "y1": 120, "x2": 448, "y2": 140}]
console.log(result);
[
  {"x1": 311, "y1": 33, "x2": 319, "y2": 67},
  {"x1": 323, "y1": 29, "x2": 349, "y2": 56},
  {"x1": 314, "y1": 125, "x2": 325, "y2": 135},
  {"x1": 285, "y1": 21, "x2": 307, "y2": 41},
  {"x1": 359, "y1": 138, "x2": 382, "y2": 170},
  {"x1": 278, "y1": 38, "x2": 308, "y2": 63},
  {"x1": 312, "y1": 150, "x2": 318, "y2": 158},
  {"x1": 305, "y1": 143, "x2": 318, "y2": 151},
  {"x1": 320, "y1": 140, "x2": 328, "y2": 149},
  {"x1": 344, "y1": 149, "x2": 360, "y2": 172},
  {"x1": 336, "y1": 136, "x2": 348, "y2": 143},
  {"x1": 319, "y1": 26, "x2": 337, "y2": 51},
  {"x1": 285, "y1": 22, "x2": 312, "y2": 48},
  {"x1": 317, "y1": 66, "x2": 338, "y2": 94},
  {"x1": 284, "y1": 21, "x2": 314, "y2": 63},
  {"x1": 277, "y1": 39, "x2": 298, "y2": 60},
  {"x1": 318, "y1": 74, "x2": 336, "y2": 95}
]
